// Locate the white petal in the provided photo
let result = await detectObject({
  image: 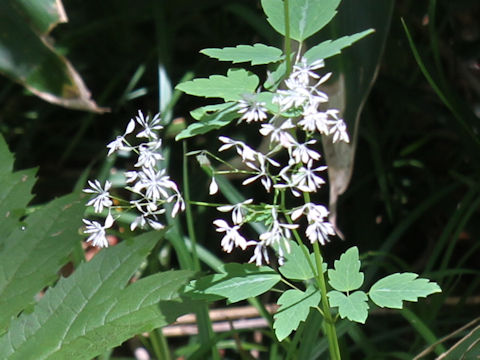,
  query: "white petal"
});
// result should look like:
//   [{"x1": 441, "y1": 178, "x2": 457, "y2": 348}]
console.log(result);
[{"x1": 209, "y1": 177, "x2": 219, "y2": 195}]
